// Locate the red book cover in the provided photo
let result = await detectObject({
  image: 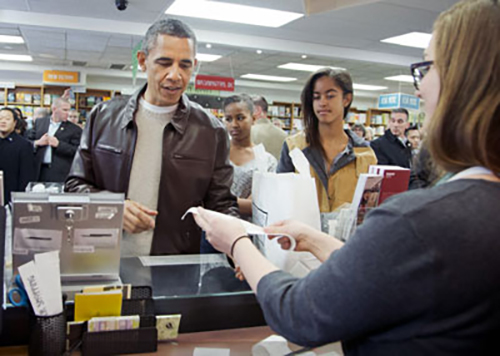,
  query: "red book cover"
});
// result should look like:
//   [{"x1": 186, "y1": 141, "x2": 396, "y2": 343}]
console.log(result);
[{"x1": 377, "y1": 167, "x2": 411, "y2": 205}]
